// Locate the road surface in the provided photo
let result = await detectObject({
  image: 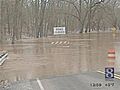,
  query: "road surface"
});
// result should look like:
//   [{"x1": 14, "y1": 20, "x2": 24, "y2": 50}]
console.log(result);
[{"x1": 0, "y1": 71, "x2": 120, "y2": 90}]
